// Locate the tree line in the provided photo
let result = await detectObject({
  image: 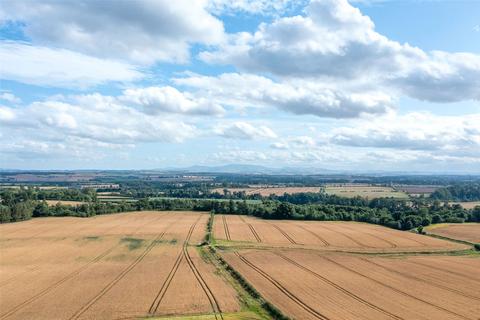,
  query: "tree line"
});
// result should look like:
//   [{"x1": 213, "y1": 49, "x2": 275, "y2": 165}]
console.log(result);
[
  {"x1": 430, "y1": 183, "x2": 480, "y2": 201},
  {"x1": 2, "y1": 188, "x2": 479, "y2": 231}
]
